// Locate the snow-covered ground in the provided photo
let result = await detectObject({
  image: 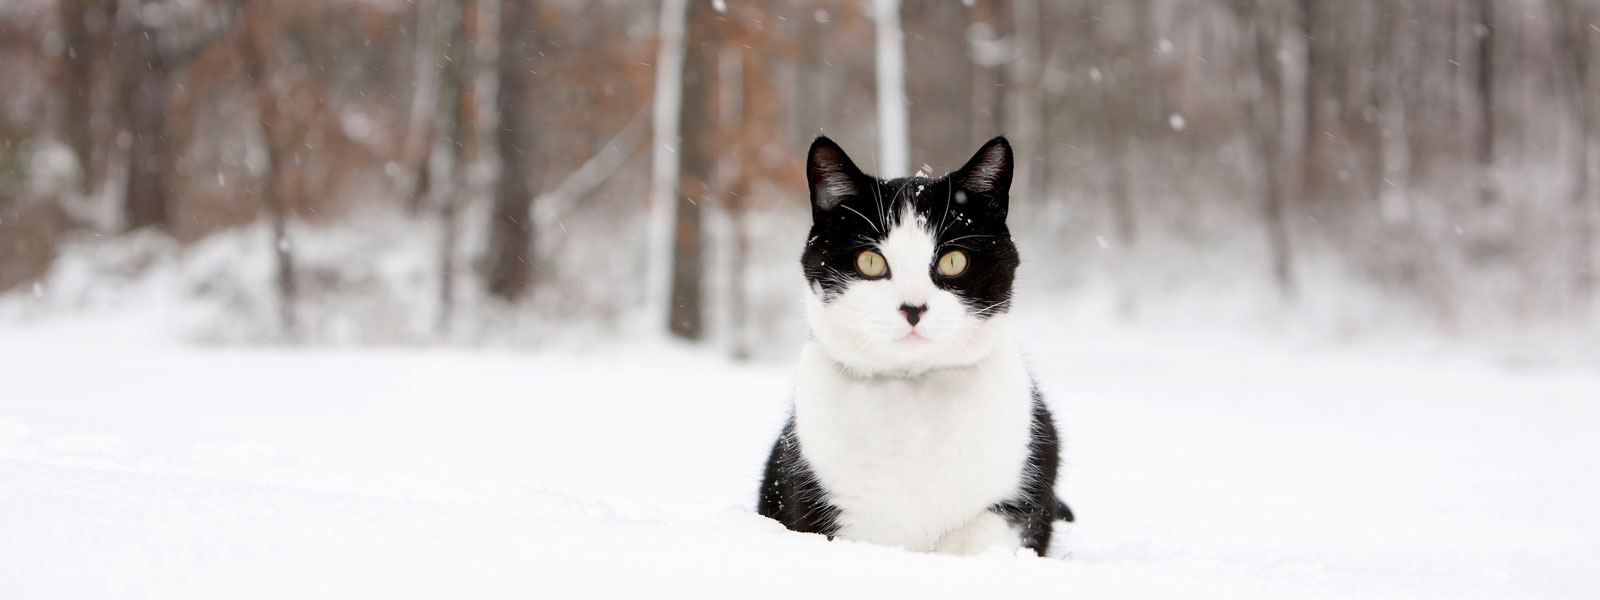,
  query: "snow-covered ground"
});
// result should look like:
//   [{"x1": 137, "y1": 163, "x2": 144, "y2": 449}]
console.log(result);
[{"x1": 3, "y1": 310, "x2": 1598, "y2": 598}]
